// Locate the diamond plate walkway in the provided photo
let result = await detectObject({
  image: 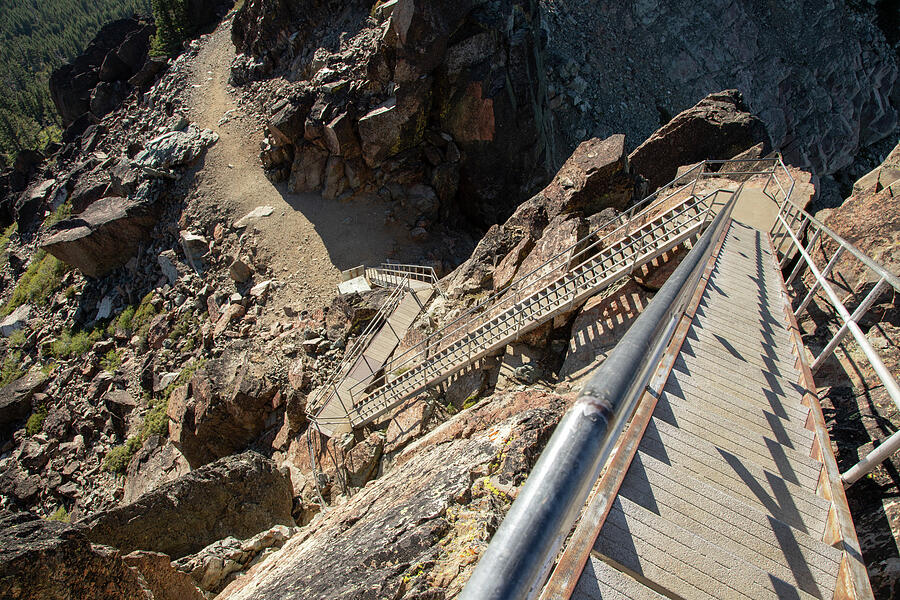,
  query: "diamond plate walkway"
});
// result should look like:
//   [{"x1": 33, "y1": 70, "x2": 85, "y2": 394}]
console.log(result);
[{"x1": 543, "y1": 220, "x2": 865, "y2": 599}]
